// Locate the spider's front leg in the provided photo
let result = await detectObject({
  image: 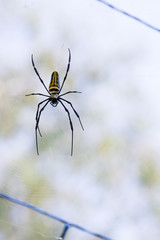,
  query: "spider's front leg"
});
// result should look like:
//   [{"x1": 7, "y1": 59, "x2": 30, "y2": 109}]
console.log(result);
[
  {"x1": 35, "y1": 98, "x2": 50, "y2": 137},
  {"x1": 59, "y1": 97, "x2": 84, "y2": 131},
  {"x1": 58, "y1": 99, "x2": 74, "y2": 156},
  {"x1": 35, "y1": 99, "x2": 50, "y2": 155}
]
